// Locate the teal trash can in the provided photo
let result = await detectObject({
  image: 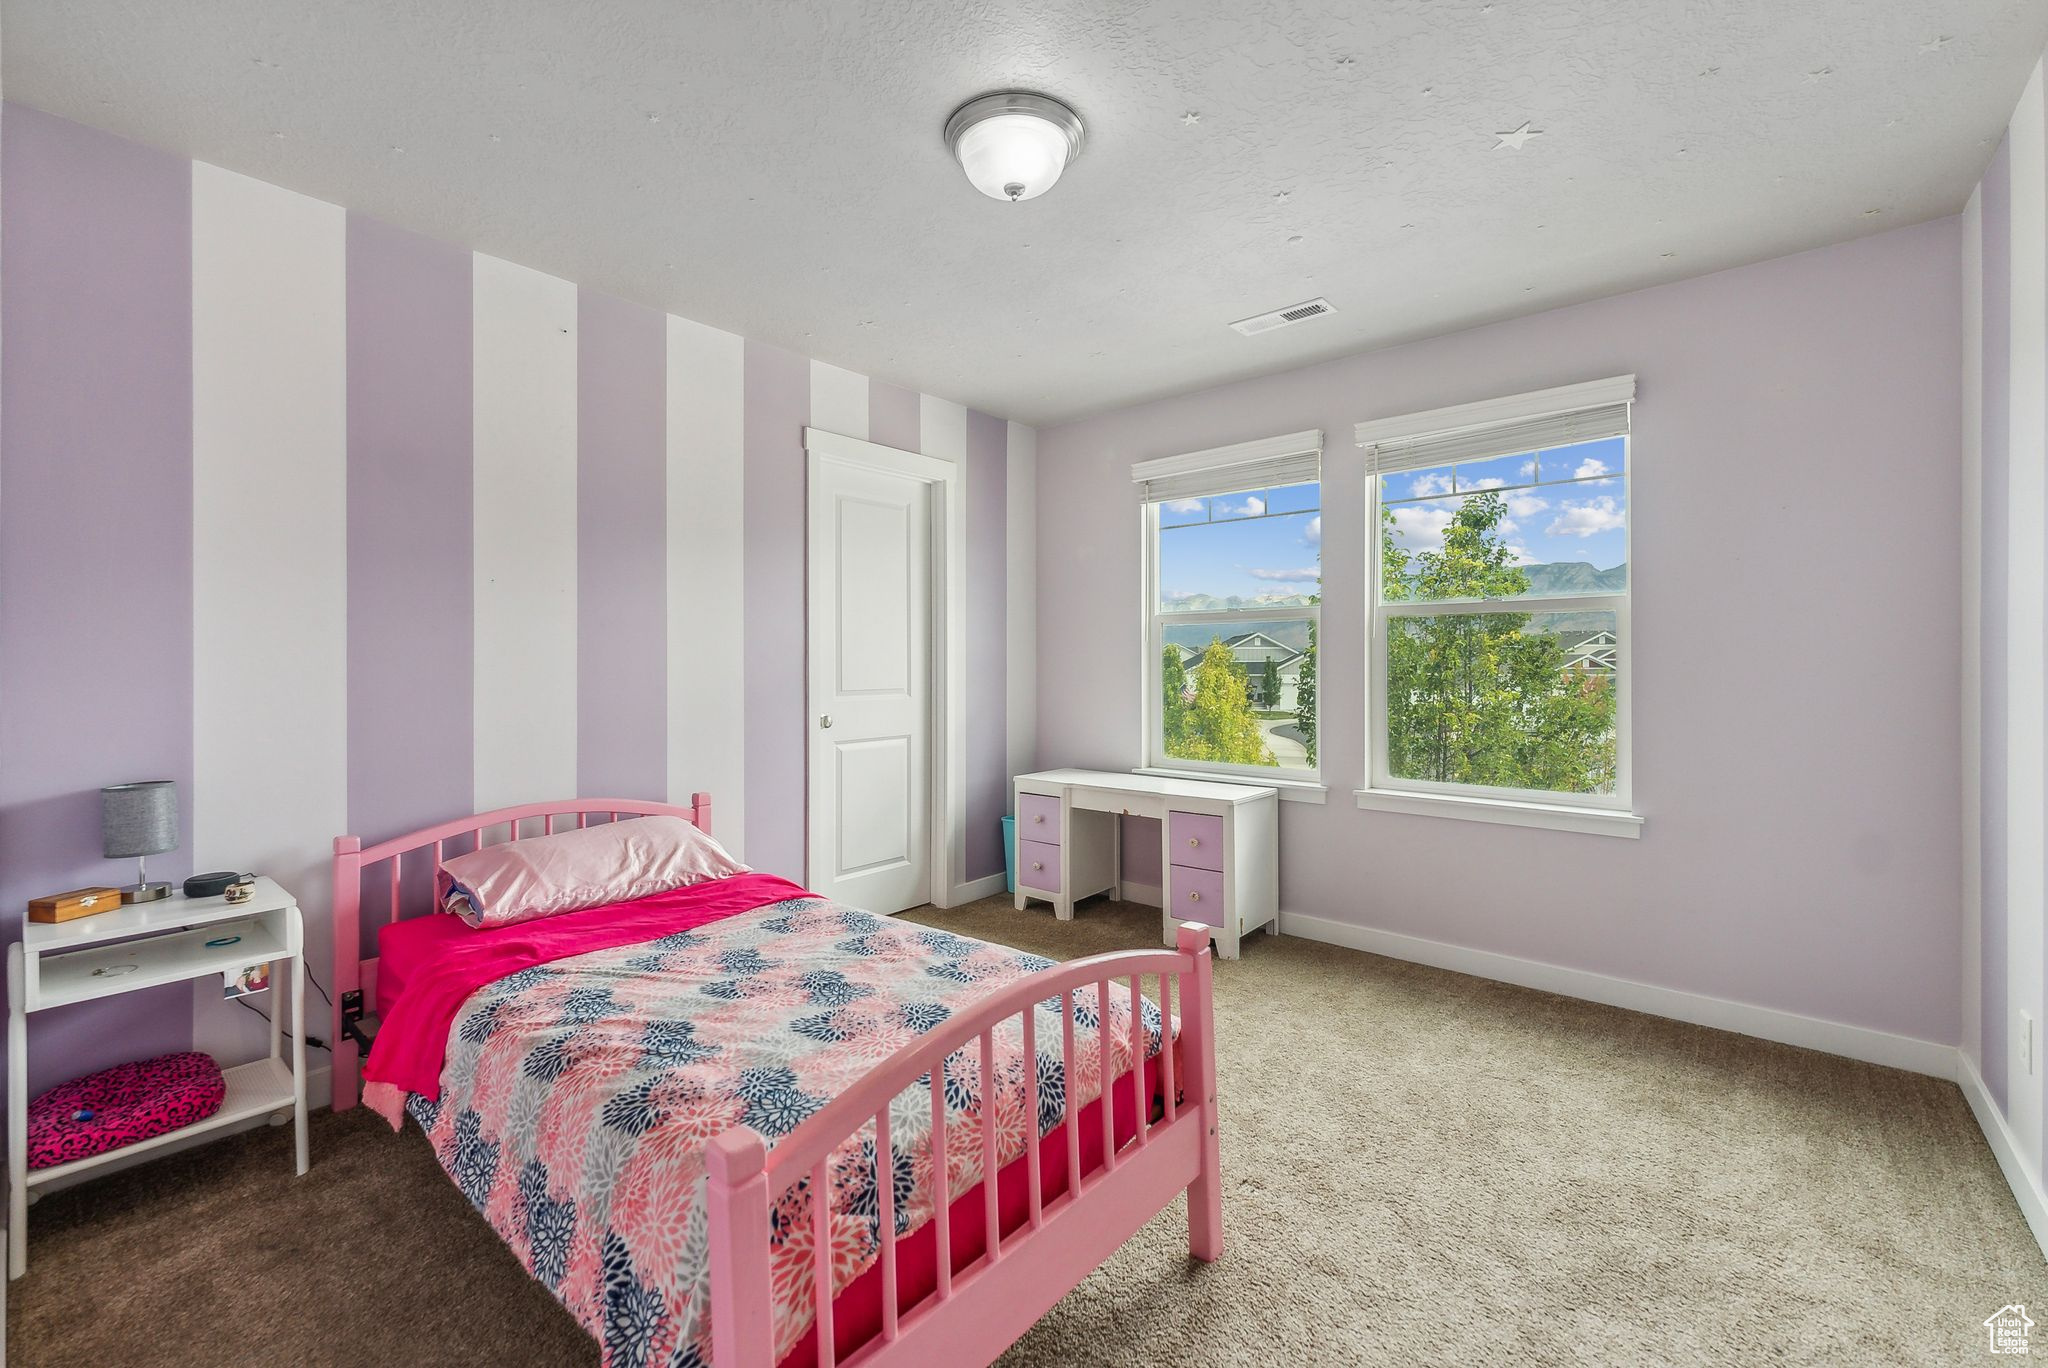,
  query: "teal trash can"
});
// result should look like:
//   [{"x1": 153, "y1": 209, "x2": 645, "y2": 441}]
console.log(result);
[{"x1": 1002, "y1": 816, "x2": 1017, "y2": 895}]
